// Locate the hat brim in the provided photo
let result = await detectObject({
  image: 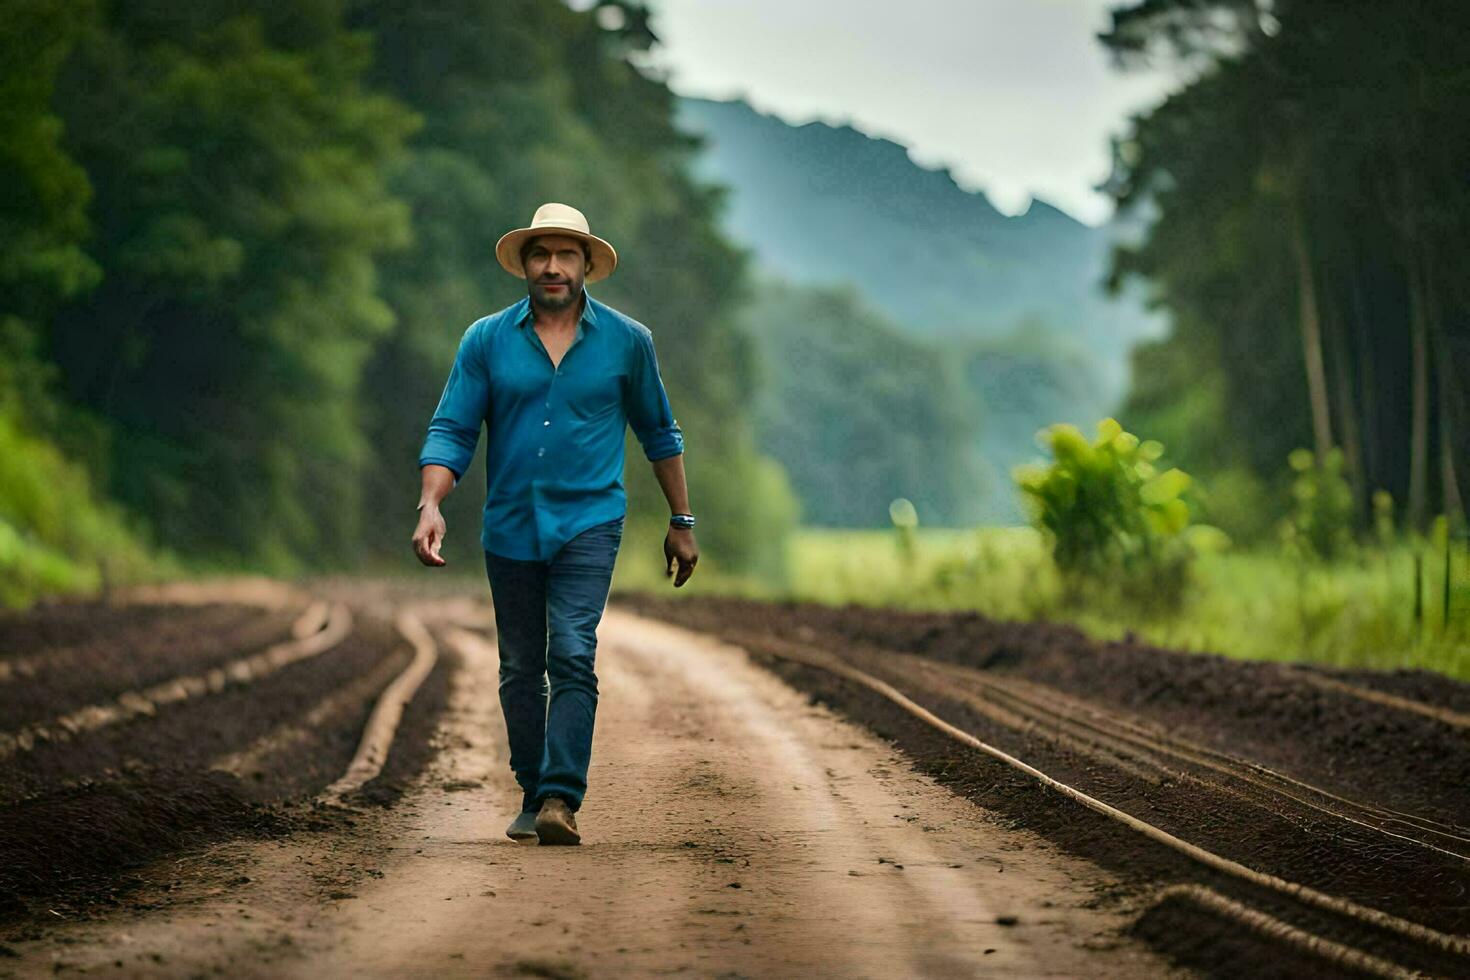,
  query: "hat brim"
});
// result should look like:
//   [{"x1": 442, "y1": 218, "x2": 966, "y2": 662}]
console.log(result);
[{"x1": 495, "y1": 226, "x2": 618, "y2": 283}]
